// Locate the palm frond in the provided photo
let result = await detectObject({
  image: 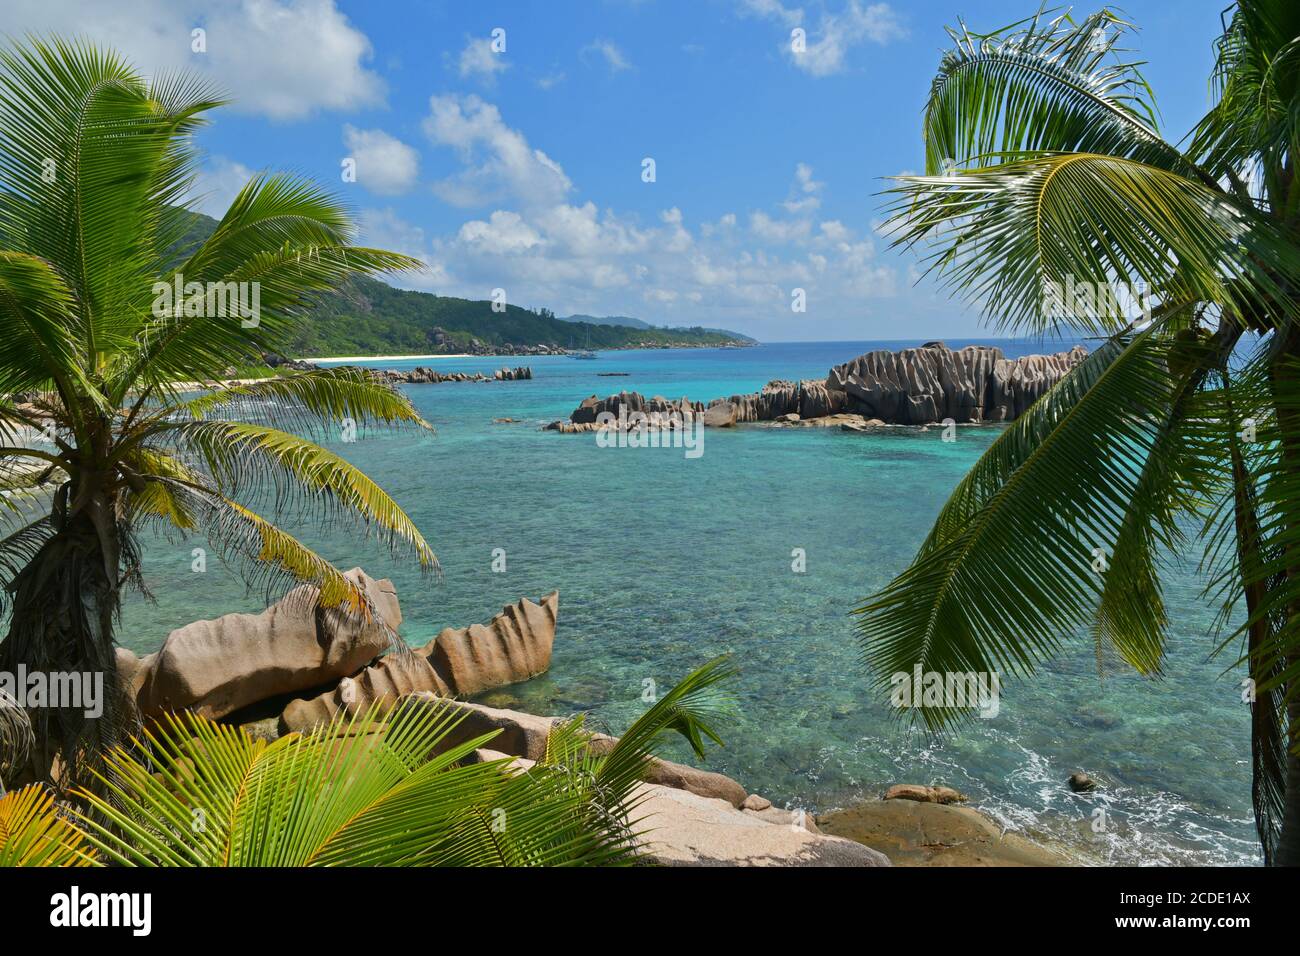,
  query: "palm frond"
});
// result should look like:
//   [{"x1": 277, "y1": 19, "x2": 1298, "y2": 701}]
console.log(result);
[
  {"x1": 925, "y1": 7, "x2": 1201, "y2": 179},
  {"x1": 170, "y1": 366, "x2": 432, "y2": 436},
  {"x1": 144, "y1": 420, "x2": 437, "y2": 571},
  {"x1": 854, "y1": 330, "x2": 1188, "y2": 727},
  {"x1": 883, "y1": 153, "x2": 1300, "y2": 334},
  {"x1": 0, "y1": 785, "x2": 96, "y2": 866}
]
